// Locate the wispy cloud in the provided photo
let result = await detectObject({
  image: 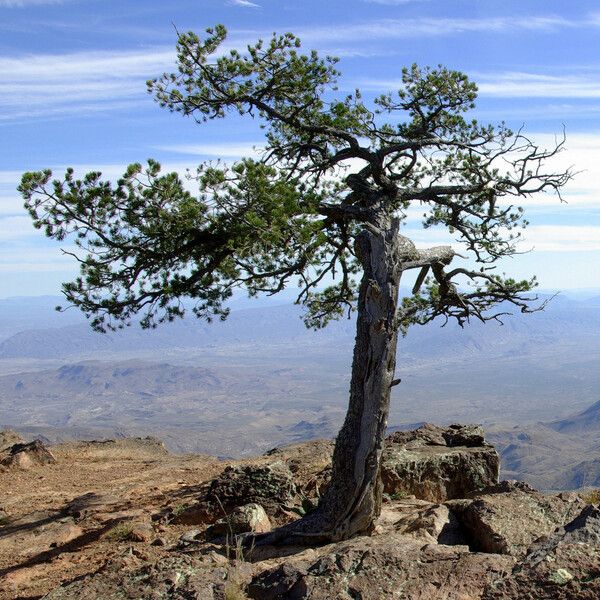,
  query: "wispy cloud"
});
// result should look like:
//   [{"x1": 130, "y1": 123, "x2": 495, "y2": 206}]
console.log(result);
[
  {"x1": 357, "y1": 69, "x2": 600, "y2": 99},
  {"x1": 519, "y1": 225, "x2": 600, "y2": 252},
  {"x1": 0, "y1": 216, "x2": 39, "y2": 239},
  {"x1": 229, "y1": 0, "x2": 260, "y2": 7},
  {"x1": 0, "y1": 14, "x2": 595, "y2": 123},
  {"x1": 0, "y1": 47, "x2": 174, "y2": 121},
  {"x1": 0, "y1": 245, "x2": 78, "y2": 273},
  {"x1": 363, "y1": 0, "x2": 427, "y2": 4},
  {"x1": 402, "y1": 223, "x2": 600, "y2": 253},
  {"x1": 297, "y1": 16, "x2": 573, "y2": 46},
  {"x1": 155, "y1": 142, "x2": 264, "y2": 158},
  {"x1": 0, "y1": 195, "x2": 25, "y2": 216},
  {"x1": 0, "y1": 0, "x2": 66, "y2": 6},
  {"x1": 477, "y1": 72, "x2": 600, "y2": 98}
]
